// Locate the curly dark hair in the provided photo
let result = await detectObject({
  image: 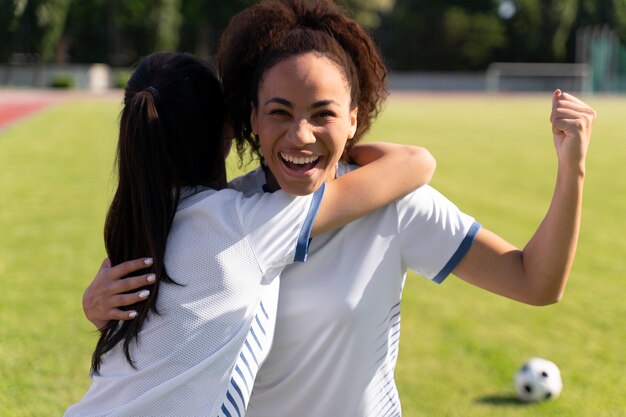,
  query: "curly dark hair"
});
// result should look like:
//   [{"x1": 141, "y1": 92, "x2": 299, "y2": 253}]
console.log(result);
[{"x1": 217, "y1": 0, "x2": 388, "y2": 162}]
